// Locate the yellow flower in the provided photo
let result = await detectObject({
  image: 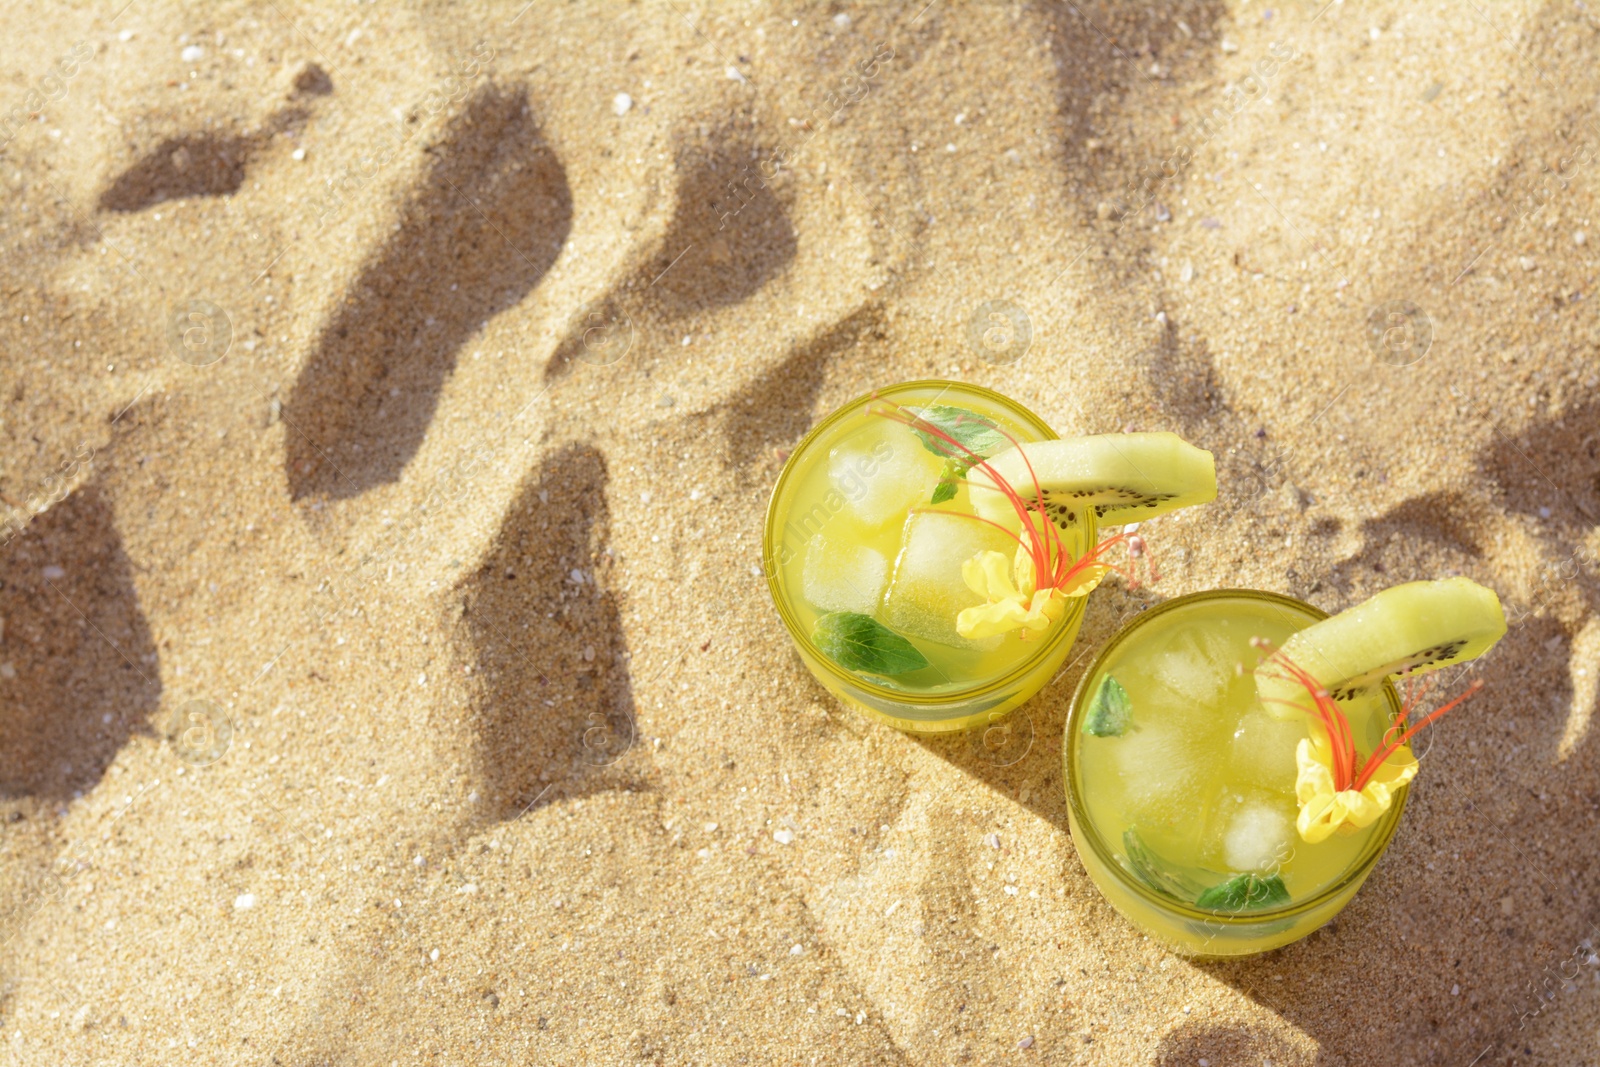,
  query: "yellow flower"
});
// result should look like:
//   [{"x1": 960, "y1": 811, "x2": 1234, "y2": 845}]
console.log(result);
[
  {"x1": 1294, "y1": 731, "x2": 1418, "y2": 844},
  {"x1": 955, "y1": 540, "x2": 1109, "y2": 640}
]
